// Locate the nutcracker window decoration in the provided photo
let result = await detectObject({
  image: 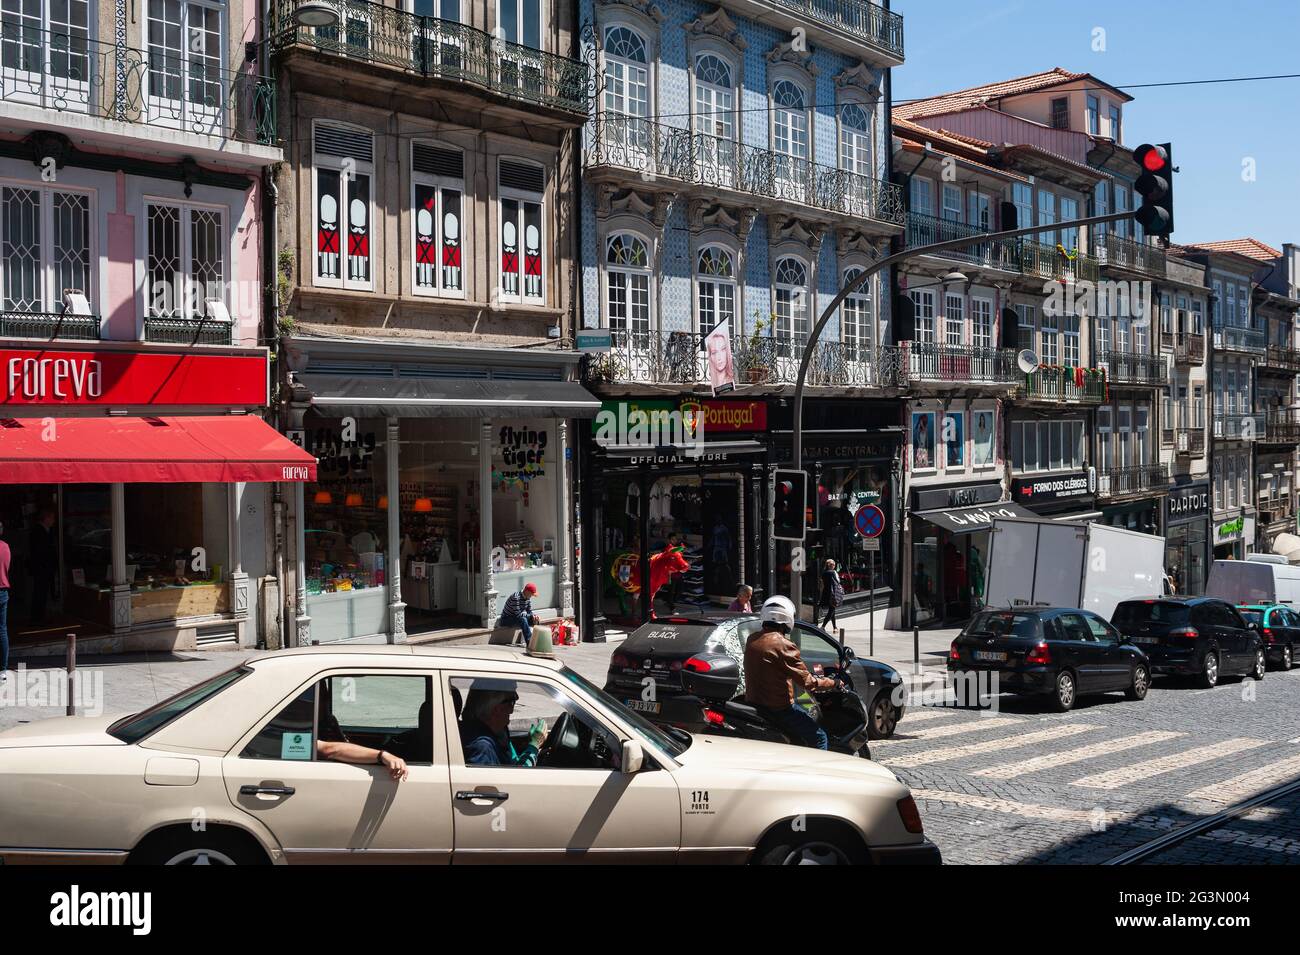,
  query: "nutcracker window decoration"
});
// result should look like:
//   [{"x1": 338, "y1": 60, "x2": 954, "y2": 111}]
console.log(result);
[
  {"x1": 347, "y1": 185, "x2": 370, "y2": 283},
  {"x1": 414, "y1": 185, "x2": 437, "y2": 290},
  {"x1": 523, "y1": 202, "x2": 542, "y2": 300},
  {"x1": 442, "y1": 190, "x2": 462, "y2": 291},
  {"x1": 501, "y1": 198, "x2": 520, "y2": 297},
  {"x1": 316, "y1": 170, "x2": 340, "y2": 280}
]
